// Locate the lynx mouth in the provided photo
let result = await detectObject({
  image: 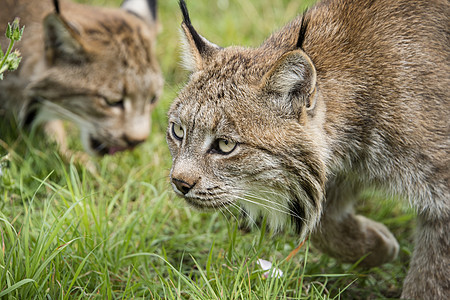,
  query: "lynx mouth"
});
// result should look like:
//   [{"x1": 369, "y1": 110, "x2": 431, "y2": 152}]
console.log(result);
[
  {"x1": 89, "y1": 136, "x2": 130, "y2": 156},
  {"x1": 184, "y1": 196, "x2": 233, "y2": 210}
]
